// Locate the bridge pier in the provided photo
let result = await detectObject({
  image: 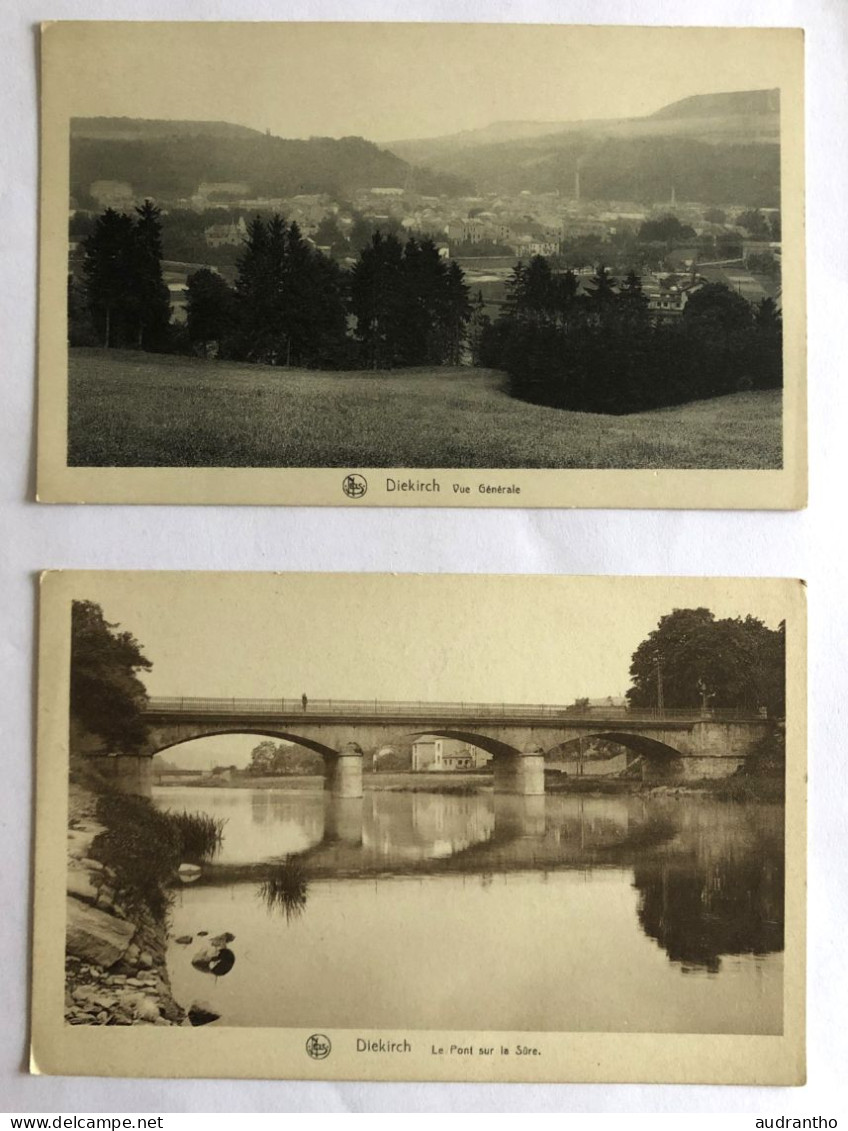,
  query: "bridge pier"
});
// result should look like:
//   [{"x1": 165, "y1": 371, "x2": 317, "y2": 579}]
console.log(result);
[
  {"x1": 493, "y1": 747, "x2": 546, "y2": 795},
  {"x1": 323, "y1": 743, "x2": 364, "y2": 799}
]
